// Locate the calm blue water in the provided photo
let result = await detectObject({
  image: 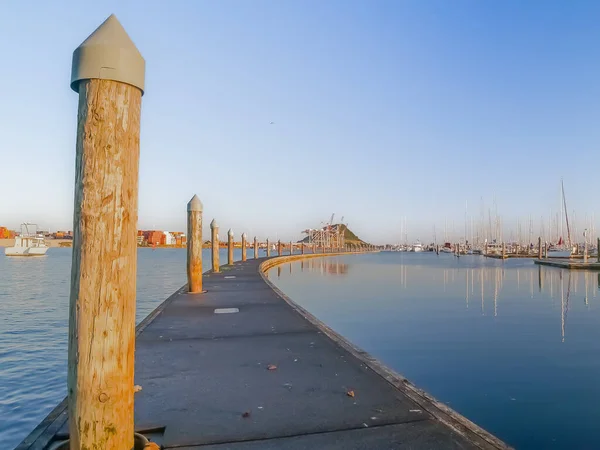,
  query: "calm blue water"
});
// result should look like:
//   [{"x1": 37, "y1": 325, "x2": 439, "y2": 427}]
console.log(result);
[
  {"x1": 268, "y1": 252, "x2": 600, "y2": 449},
  {"x1": 0, "y1": 247, "x2": 247, "y2": 449}
]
